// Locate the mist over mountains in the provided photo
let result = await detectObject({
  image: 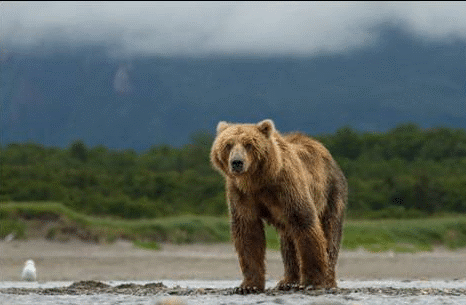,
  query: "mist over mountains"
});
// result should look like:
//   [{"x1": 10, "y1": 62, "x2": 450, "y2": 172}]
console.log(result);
[{"x1": 2, "y1": 24, "x2": 465, "y2": 150}]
